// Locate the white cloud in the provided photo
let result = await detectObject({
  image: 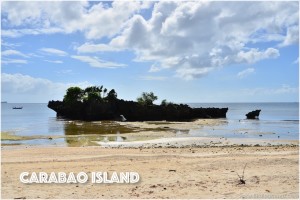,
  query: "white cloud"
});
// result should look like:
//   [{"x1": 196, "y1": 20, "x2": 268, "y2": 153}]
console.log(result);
[
  {"x1": 2, "y1": 58, "x2": 28, "y2": 65},
  {"x1": 56, "y1": 69, "x2": 73, "y2": 75},
  {"x1": 236, "y1": 48, "x2": 279, "y2": 64},
  {"x1": 71, "y1": 55, "x2": 126, "y2": 68},
  {"x1": 1, "y1": 73, "x2": 91, "y2": 103},
  {"x1": 40, "y1": 48, "x2": 68, "y2": 56},
  {"x1": 44, "y1": 60, "x2": 63, "y2": 64},
  {"x1": 82, "y1": 1, "x2": 149, "y2": 39},
  {"x1": 278, "y1": 26, "x2": 299, "y2": 47},
  {"x1": 1, "y1": 49, "x2": 29, "y2": 65},
  {"x1": 175, "y1": 67, "x2": 213, "y2": 80},
  {"x1": 1, "y1": 1, "x2": 152, "y2": 39},
  {"x1": 2, "y1": 49, "x2": 29, "y2": 58},
  {"x1": 2, "y1": 2, "x2": 44, "y2": 26},
  {"x1": 107, "y1": 1, "x2": 297, "y2": 80},
  {"x1": 76, "y1": 43, "x2": 121, "y2": 53},
  {"x1": 1, "y1": 40, "x2": 21, "y2": 48},
  {"x1": 237, "y1": 68, "x2": 255, "y2": 79},
  {"x1": 1, "y1": 28, "x2": 64, "y2": 38}
]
